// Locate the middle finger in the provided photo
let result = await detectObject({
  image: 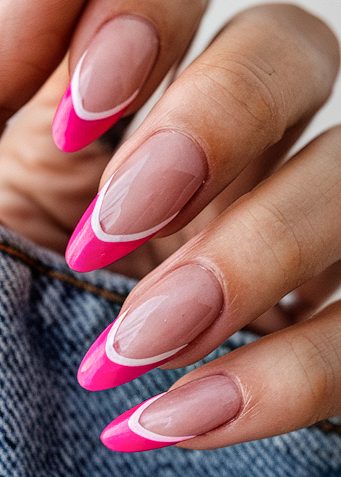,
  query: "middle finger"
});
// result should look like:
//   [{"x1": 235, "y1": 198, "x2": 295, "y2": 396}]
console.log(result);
[{"x1": 65, "y1": 4, "x2": 339, "y2": 272}]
